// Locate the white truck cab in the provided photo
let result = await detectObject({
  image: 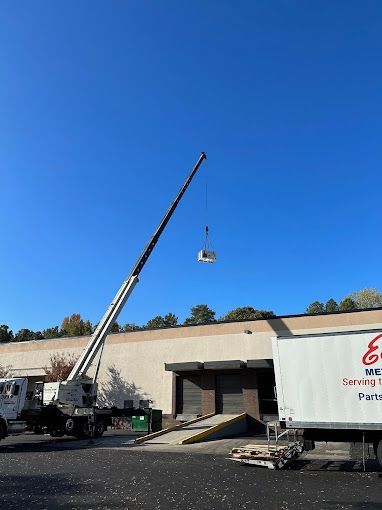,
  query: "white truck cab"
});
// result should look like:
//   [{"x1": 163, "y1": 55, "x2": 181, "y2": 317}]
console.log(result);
[{"x1": 0, "y1": 378, "x2": 28, "y2": 436}]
